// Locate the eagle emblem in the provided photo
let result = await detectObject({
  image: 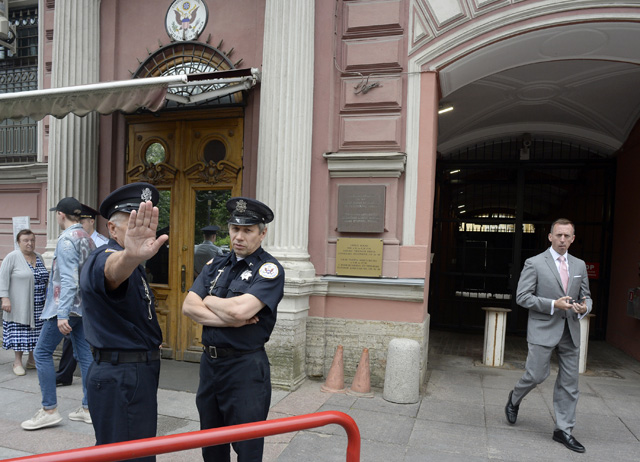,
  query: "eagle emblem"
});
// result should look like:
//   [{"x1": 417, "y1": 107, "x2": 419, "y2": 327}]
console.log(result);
[
  {"x1": 175, "y1": 3, "x2": 200, "y2": 31},
  {"x1": 141, "y1": 187, "x2": 153, "y2": 202},
  {"x1": 236, "y1": 200, "x2": 247, "y2": 214}
]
